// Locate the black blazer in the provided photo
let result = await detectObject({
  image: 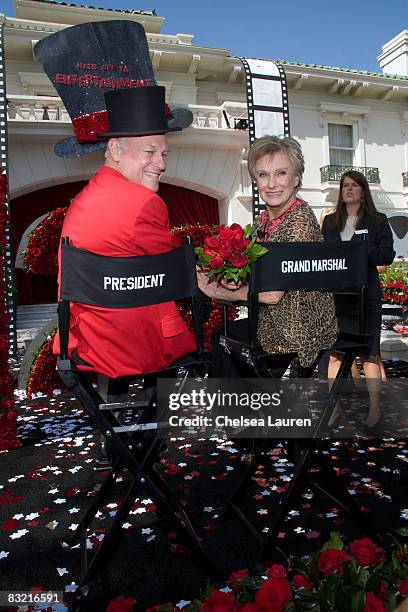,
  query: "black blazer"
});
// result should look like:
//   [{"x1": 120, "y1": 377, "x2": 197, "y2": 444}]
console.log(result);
[{"x1": 322, "y1": 212, "x2": 395, "y2": 301}]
